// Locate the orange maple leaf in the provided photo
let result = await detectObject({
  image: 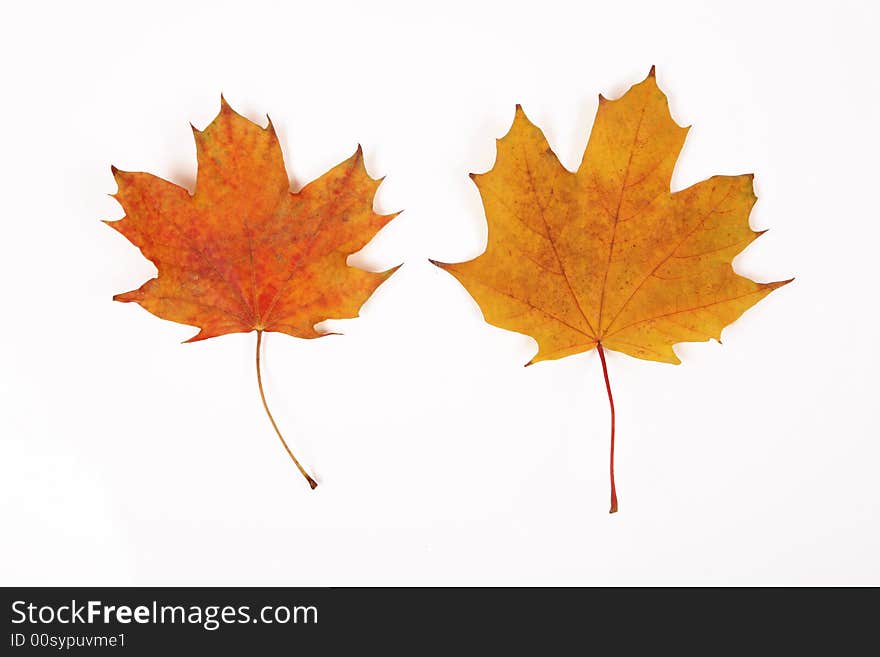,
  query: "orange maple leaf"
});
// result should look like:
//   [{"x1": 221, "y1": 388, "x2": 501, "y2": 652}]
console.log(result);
[
  {"x1": 107, "y1": 98, "x2": 398, "y2": 489},
  {"x1": 433, "y1": 69, "x2": 791, "y2": 512}
]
